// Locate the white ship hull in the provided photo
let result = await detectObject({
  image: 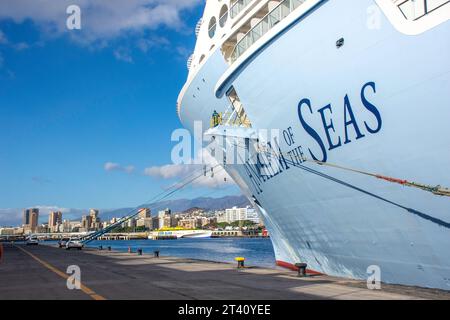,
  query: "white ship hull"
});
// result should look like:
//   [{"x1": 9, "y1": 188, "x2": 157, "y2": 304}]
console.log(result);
[{"x1": 178, "y1": 0, "x2": 450, "y2": 290}]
